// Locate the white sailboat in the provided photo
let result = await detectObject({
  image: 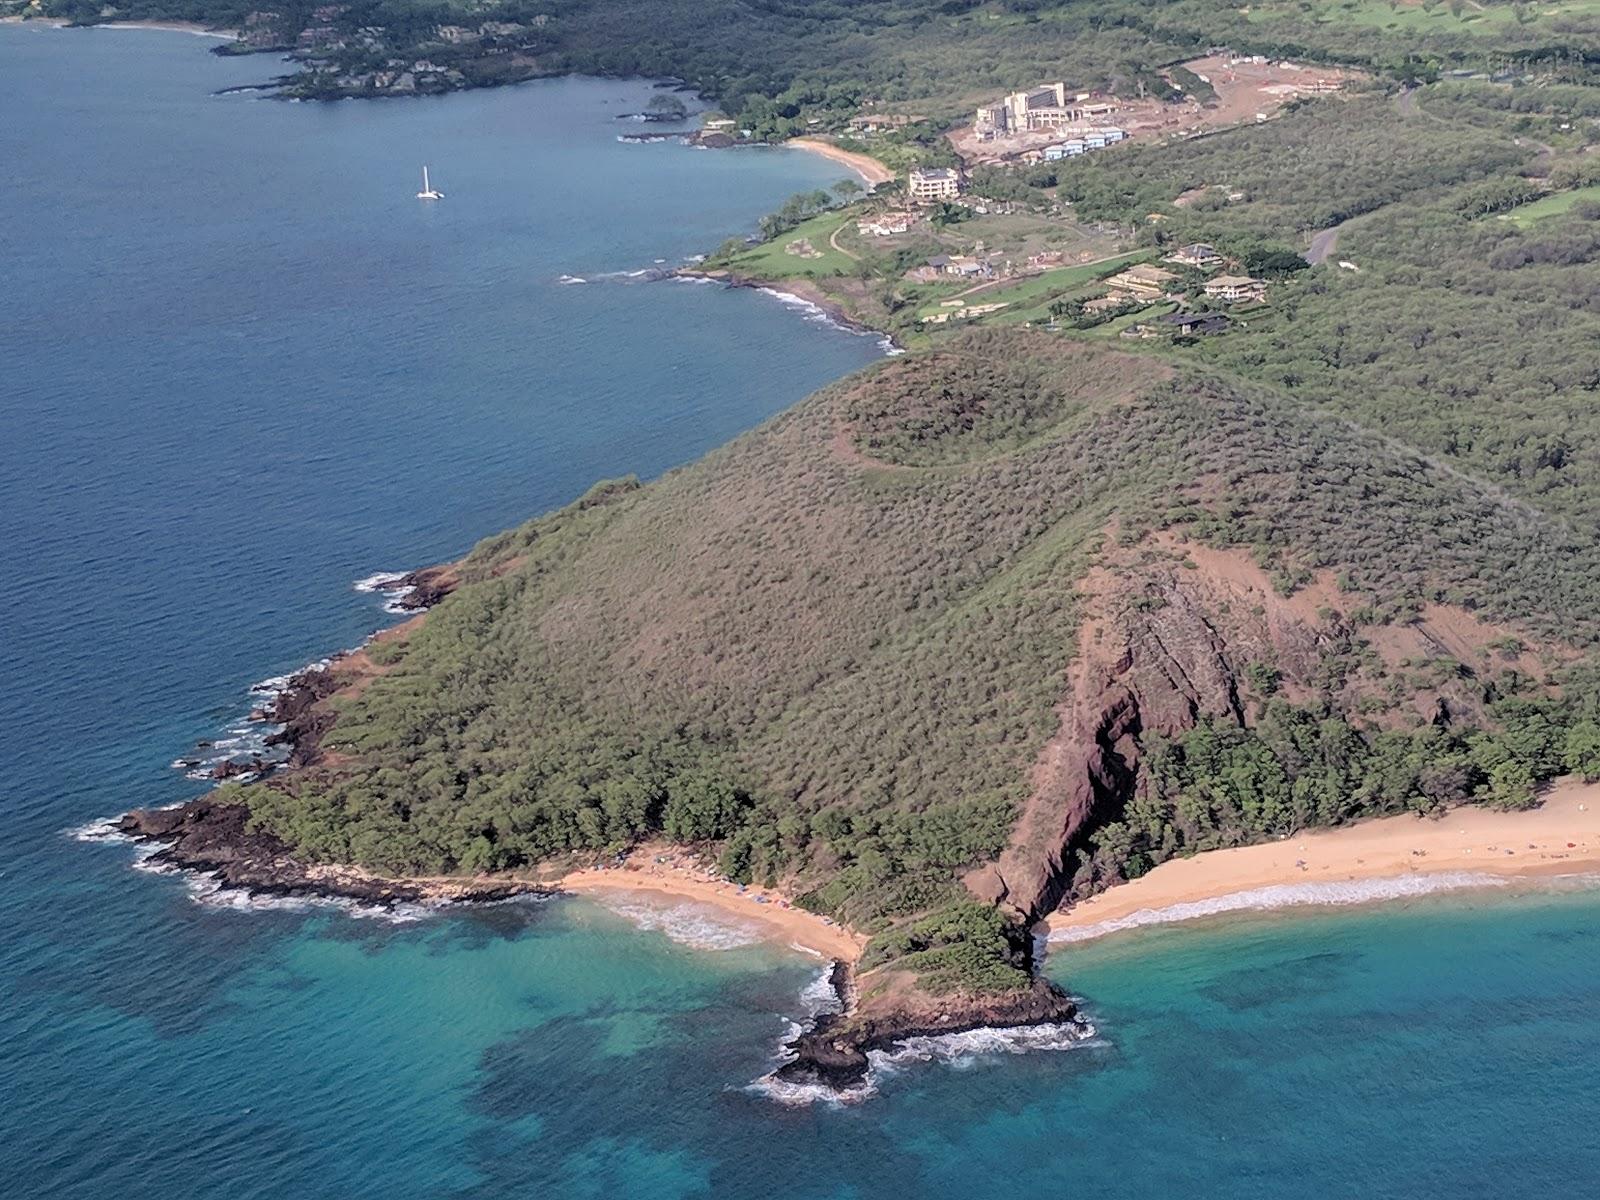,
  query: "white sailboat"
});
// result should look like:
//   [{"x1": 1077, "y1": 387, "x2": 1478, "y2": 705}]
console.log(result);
[{"x1": 416, "y1": 166, "x2": 443, "y2": 201}]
